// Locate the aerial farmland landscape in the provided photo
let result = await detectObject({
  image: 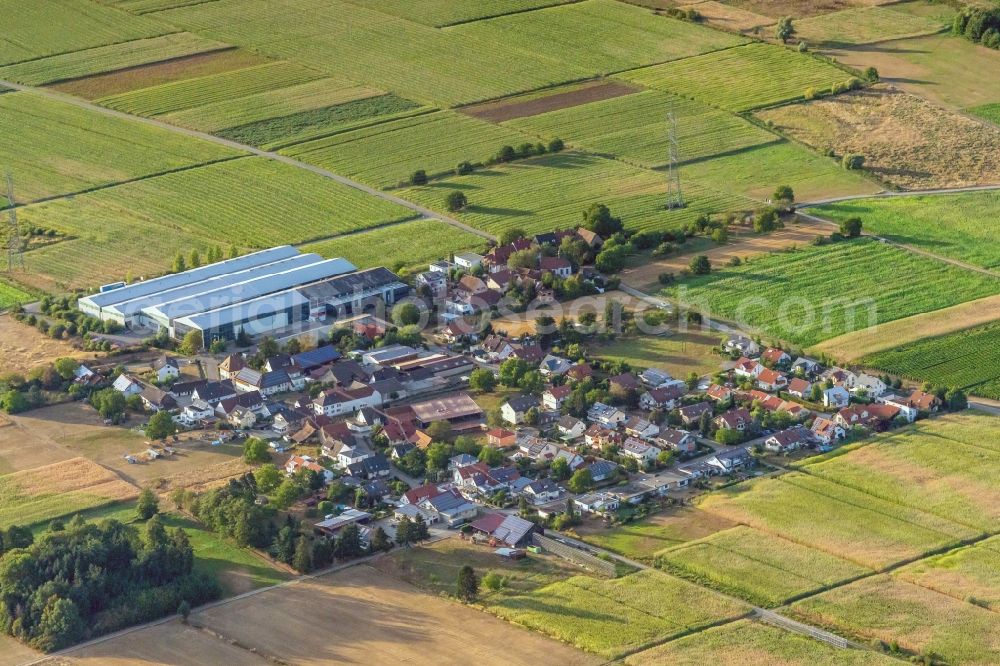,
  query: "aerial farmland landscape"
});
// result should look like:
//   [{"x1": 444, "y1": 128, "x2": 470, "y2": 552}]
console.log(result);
[{"x1": 0, "y1": 0, "x2": 998, "y2": 664}]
